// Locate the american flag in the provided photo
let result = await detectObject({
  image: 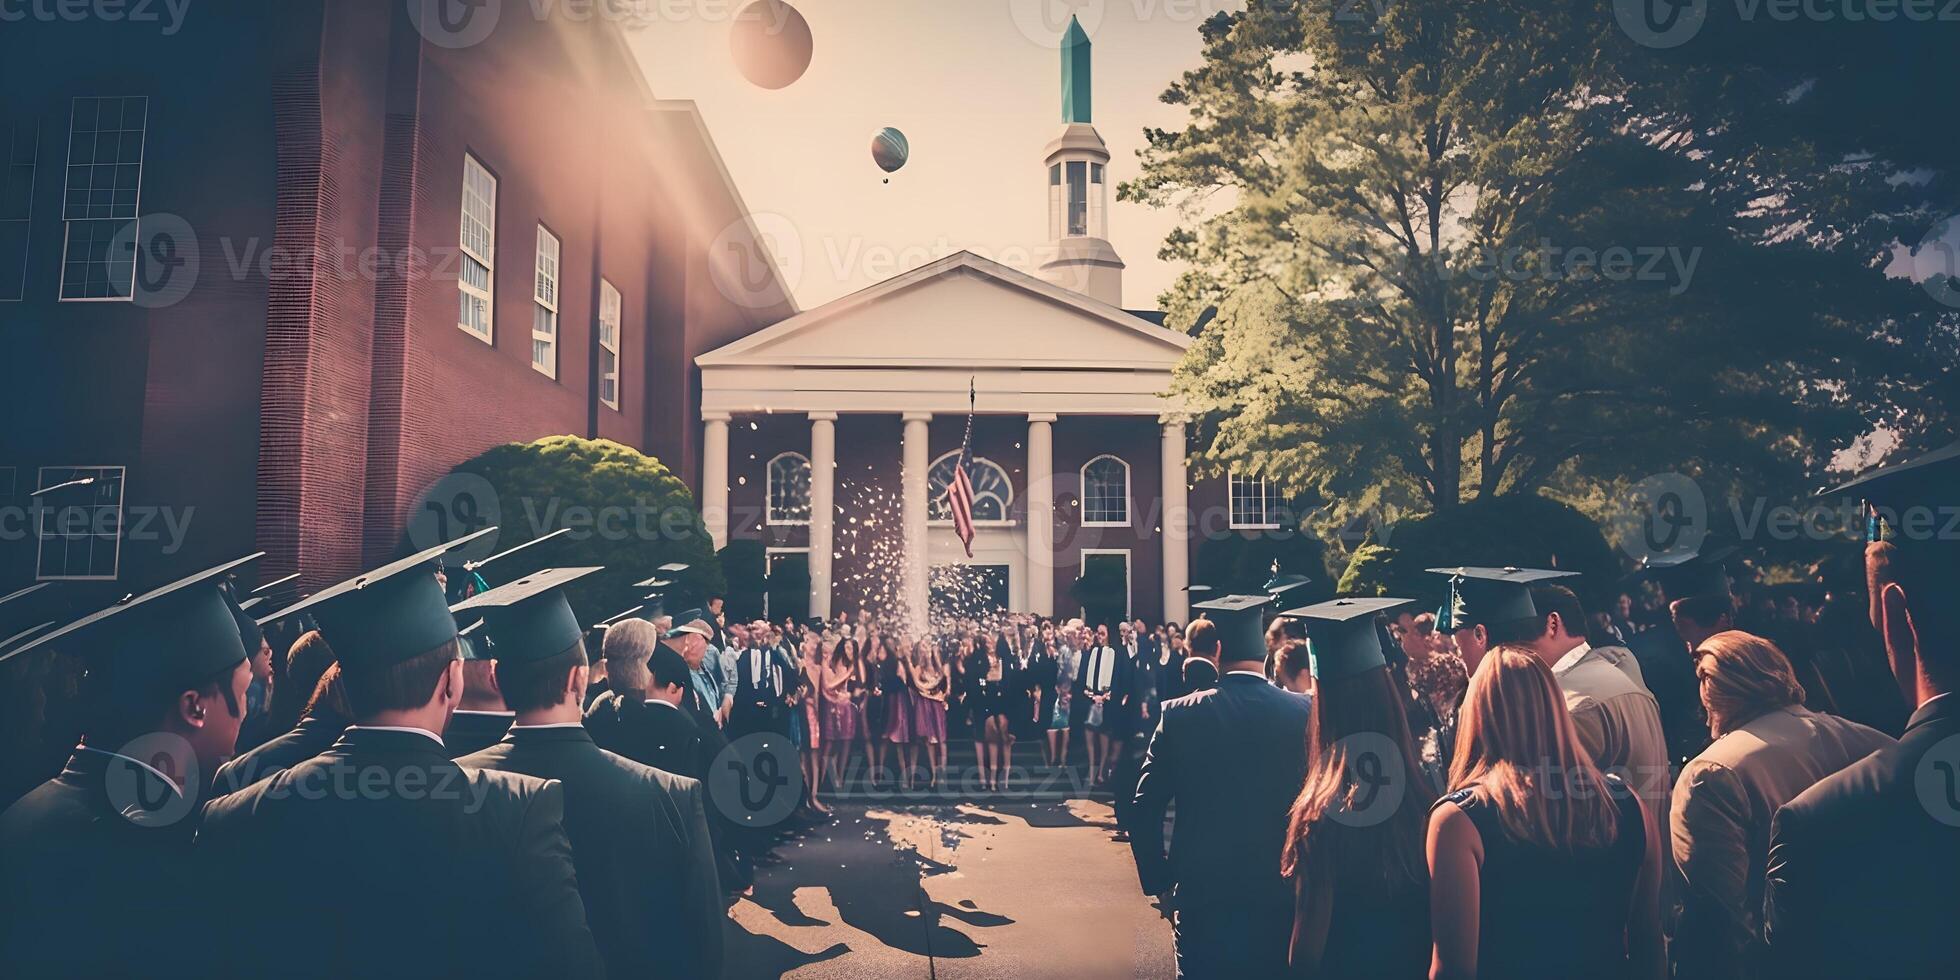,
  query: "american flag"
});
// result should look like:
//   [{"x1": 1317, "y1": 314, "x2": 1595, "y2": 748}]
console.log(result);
[{"x1": 948, "y1": 379, "x2": 977, "y2": 558}]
